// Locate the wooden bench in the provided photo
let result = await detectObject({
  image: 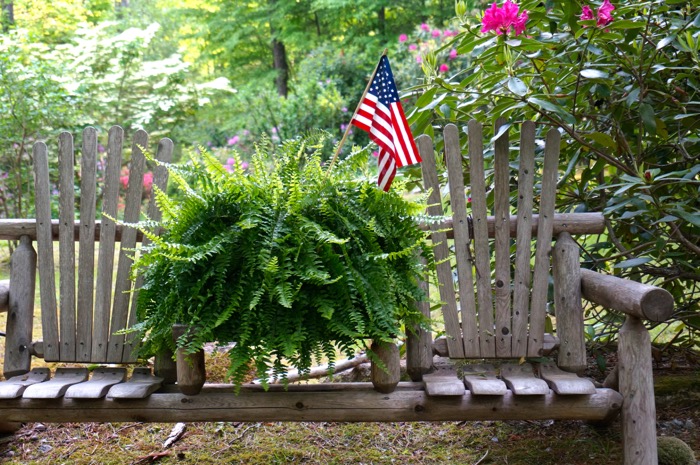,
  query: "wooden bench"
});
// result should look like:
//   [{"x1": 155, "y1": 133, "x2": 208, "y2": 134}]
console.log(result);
[{"x1": 0, "y1": 122, "x2": 674, "y2": 465}]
